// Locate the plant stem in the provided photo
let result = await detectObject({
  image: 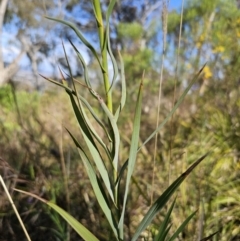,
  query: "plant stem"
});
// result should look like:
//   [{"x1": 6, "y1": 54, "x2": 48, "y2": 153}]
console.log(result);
[
  {"x1": 92, "y1": 0, "x2": 117, "y2": 205},
  {"x1": 92, "y1": 0, "x2": 113, "y2": 113},
  {"x1": 0, "y1": 175, "x2": 32, "y2": 241}
]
